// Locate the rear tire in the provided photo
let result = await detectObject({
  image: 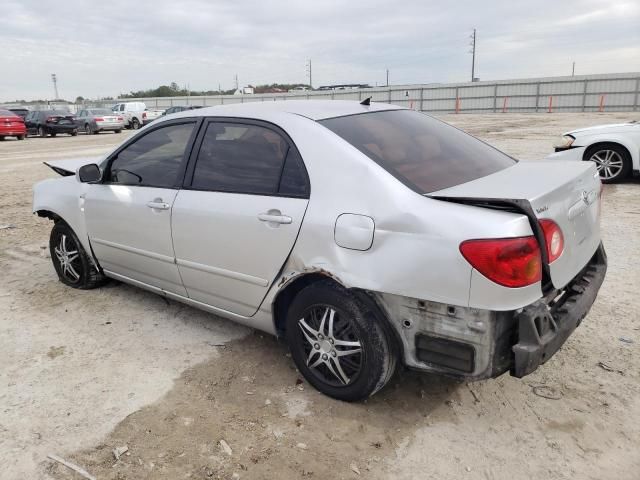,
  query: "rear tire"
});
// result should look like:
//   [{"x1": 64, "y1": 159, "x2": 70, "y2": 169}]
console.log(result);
[
  {"x1": 50, "y1": 132, "x2": 57, "y2": 137},
  {"x1": 71, "y1": 129, "x2": 78, "y2": 136},
  {"x1": 114, "y1": 129, "x2": 122, "y2": 134},
  {"x1": 49, "y1": 222, "x2": 107, "y2": 289},
  {"x1": 0, "y1": 136, "x2": 4, "y2": 141},
  {"x1": 584, "y1": 143, "x2": 631, "y2": 184},
  {"x1": 38, "y1": 126, "x2": 47, "y2": 138},
  {"x1": 285, "y1": 280, "x2": 397, "y2": 401},
  {"x1": 17, "y1": 135, "x2": 25, "y2": 140},
  {"x1": 131, "y1": 118, "x2": 140, "y2": 130}
]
